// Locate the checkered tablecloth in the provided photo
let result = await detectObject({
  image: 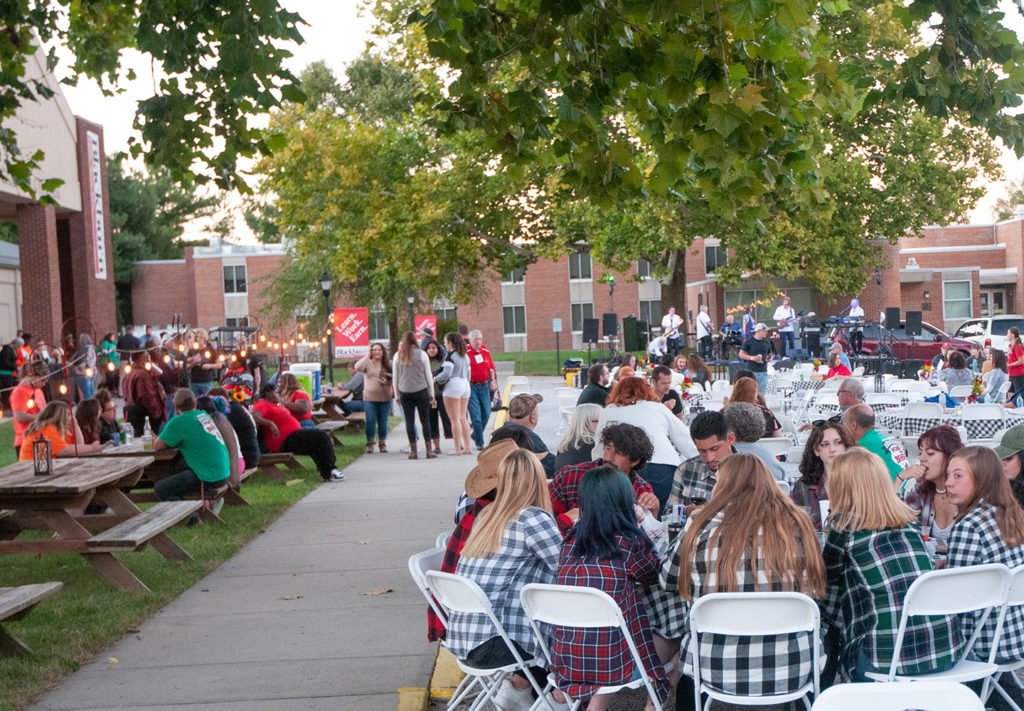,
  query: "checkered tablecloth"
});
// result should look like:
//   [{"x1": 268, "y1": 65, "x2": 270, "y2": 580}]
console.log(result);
[
  {"x1": 792, "y1": 379, "x2": 828, "y2": 392},
  {"x1": 875, "y1": 411, "x2": 1024, "y2": 440}
]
